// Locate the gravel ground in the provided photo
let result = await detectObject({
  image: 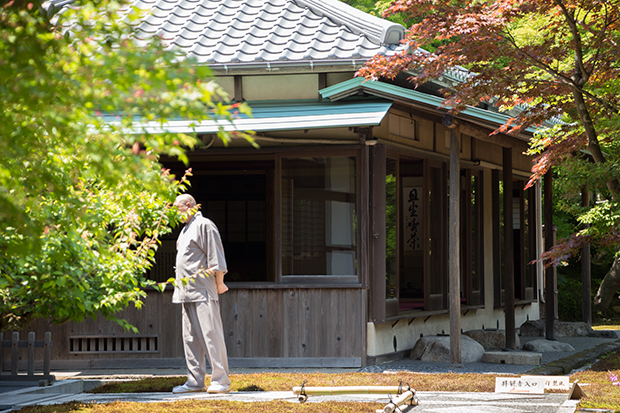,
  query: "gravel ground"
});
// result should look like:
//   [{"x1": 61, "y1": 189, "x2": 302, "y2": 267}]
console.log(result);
[{"x1": 358, "y1": 335, "x2": 620, "y2": 375}]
